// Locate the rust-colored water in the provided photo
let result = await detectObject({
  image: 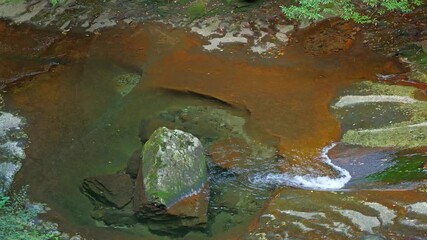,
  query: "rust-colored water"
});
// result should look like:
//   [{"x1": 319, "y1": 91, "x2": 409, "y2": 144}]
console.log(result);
[{"x1": 145, "y1": 23, "x2": 402, "y2": 172}]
